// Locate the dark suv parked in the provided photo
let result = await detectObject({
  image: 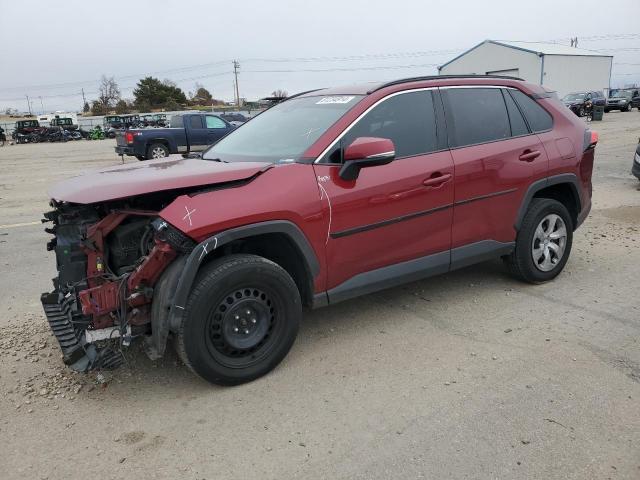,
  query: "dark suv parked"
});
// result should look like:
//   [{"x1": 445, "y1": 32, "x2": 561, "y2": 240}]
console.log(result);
[
  {"x1": 606, "y1": 89, "x2": 638, "y2": 112},
  {"x1": 42, "y1": 75, "x2": 597, "y2": 385},
  {"x1": 562, "y1": 91, "x2": 605, "y2": 117}
]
